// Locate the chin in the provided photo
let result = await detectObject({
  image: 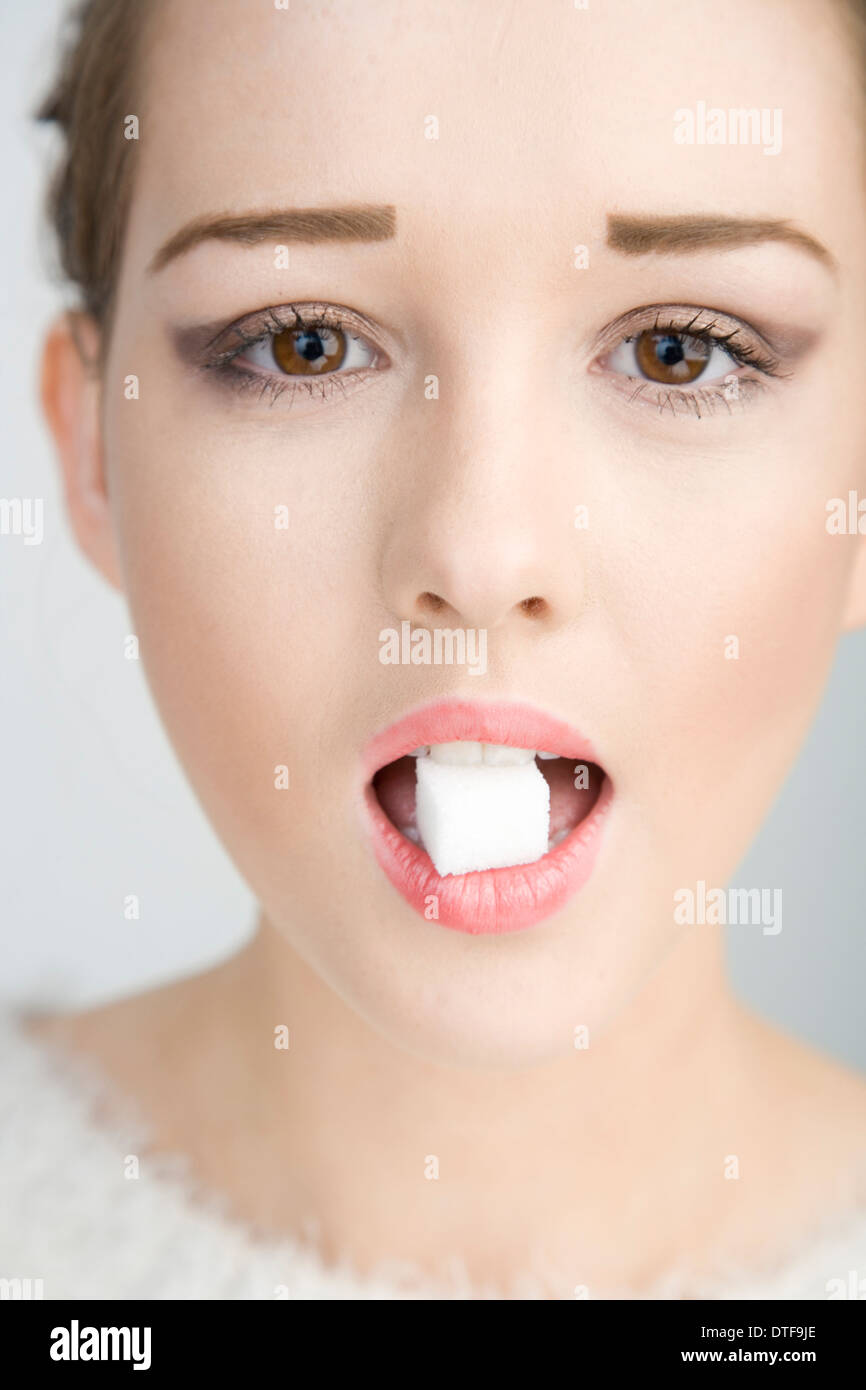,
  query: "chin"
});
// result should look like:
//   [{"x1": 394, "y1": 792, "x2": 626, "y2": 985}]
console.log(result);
[{"x1": 267, "y1": 866, "x2": 658, "y2": 1072}]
